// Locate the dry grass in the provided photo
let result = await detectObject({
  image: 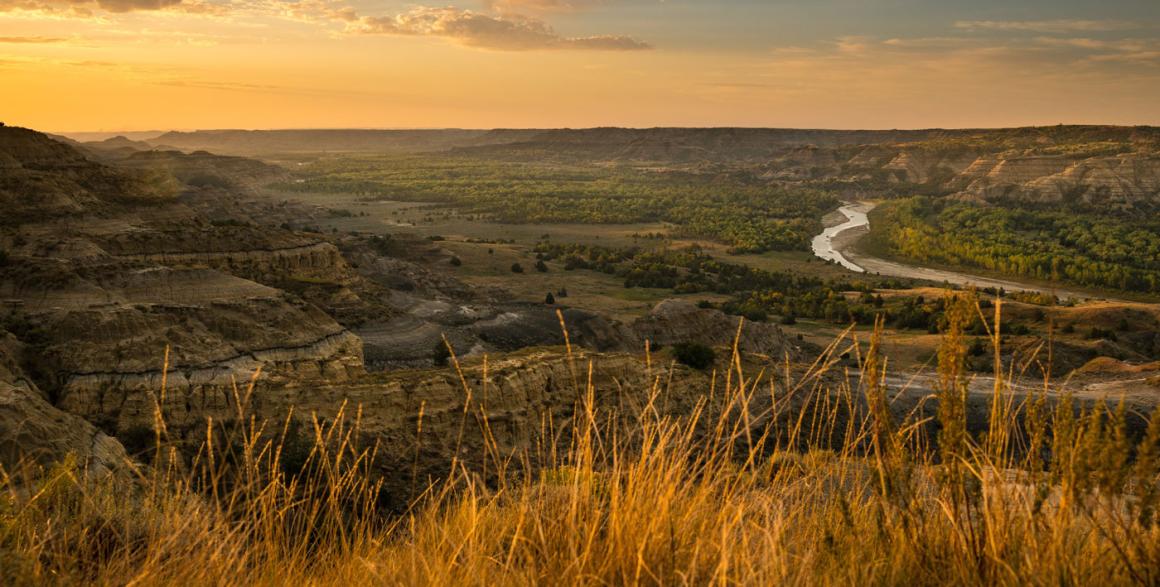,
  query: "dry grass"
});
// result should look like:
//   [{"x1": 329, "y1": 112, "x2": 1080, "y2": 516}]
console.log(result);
[{"x1": 2, "y1": 295, "x2": 1159, "y2": 585}]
